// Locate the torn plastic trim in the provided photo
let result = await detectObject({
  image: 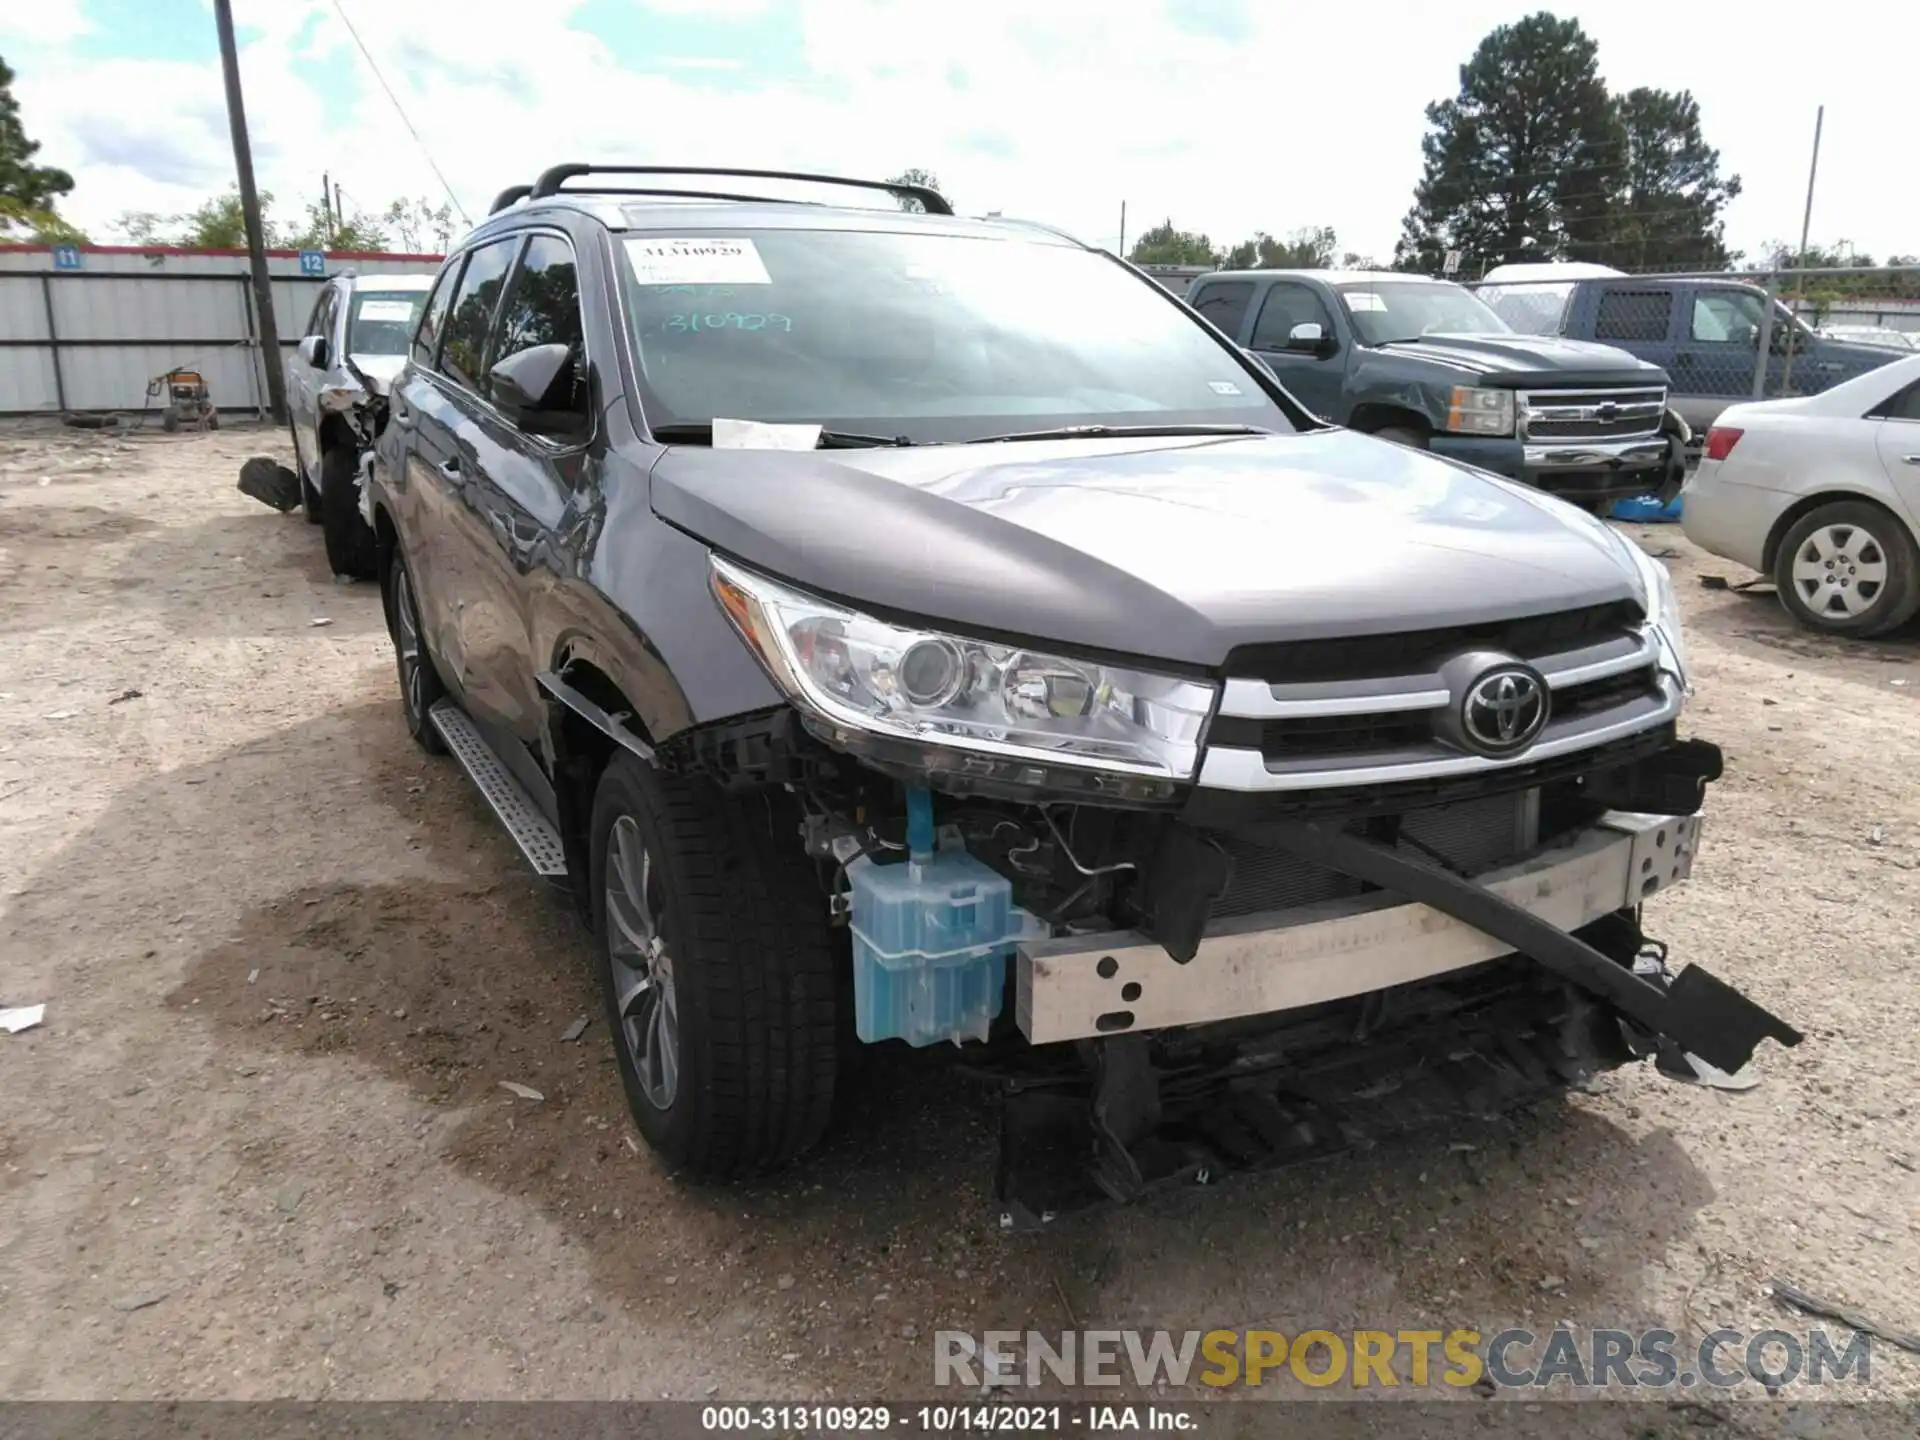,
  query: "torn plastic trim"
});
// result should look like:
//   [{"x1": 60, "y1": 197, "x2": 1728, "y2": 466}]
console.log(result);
[
  {"x1": 536, "y1": 671, "x2": 657, "y2": 763},
  {"x1": 356, "y1": 450, "x2": 377, "y2": 528},
  {"x1": 1250, "y1": 818, "x2": 1800, "y2": 1074}
]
